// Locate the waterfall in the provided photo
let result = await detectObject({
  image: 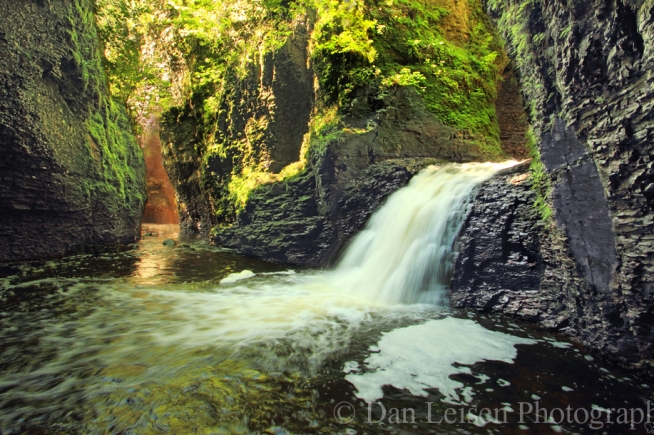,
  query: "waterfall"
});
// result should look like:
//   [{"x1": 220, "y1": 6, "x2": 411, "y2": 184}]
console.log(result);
[{"x1": 331, "y1": 162, "x2": 518, "y2": 305}]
